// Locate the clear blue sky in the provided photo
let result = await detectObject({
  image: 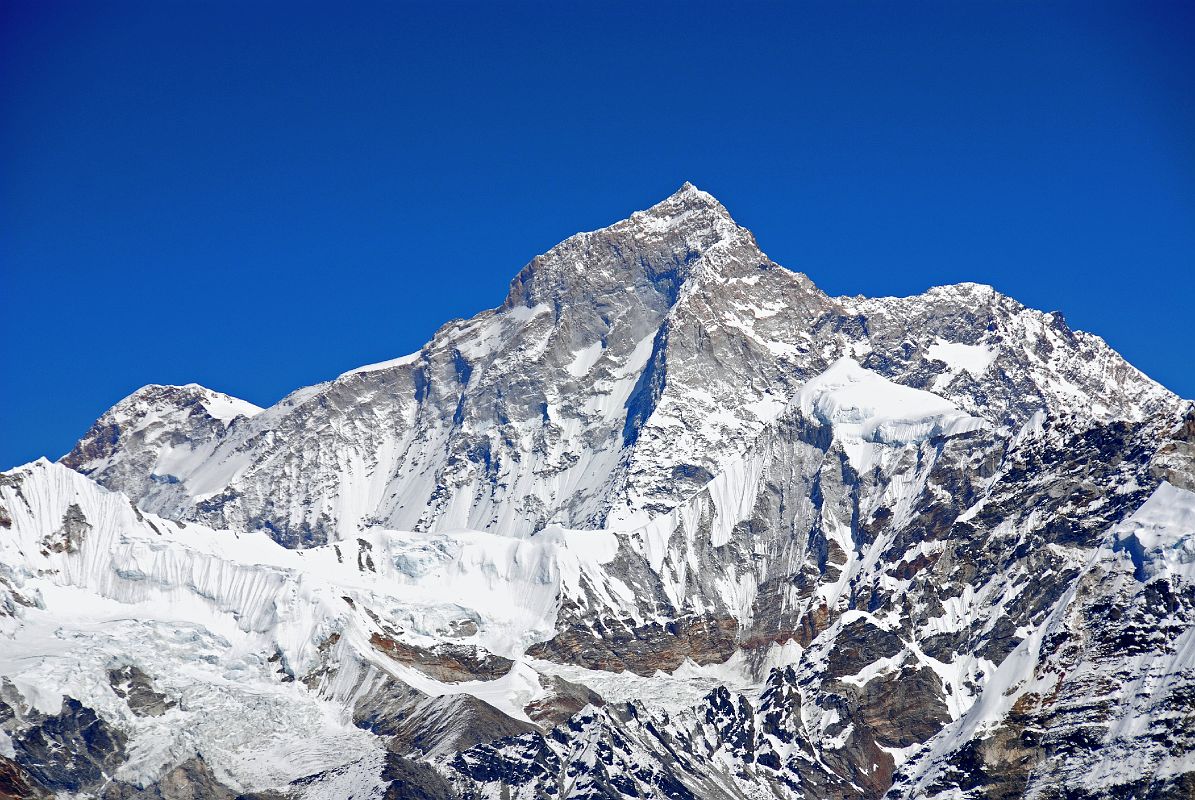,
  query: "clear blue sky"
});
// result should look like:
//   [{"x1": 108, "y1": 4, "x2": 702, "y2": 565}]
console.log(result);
[{"x1": 2, "y1": 1, "x2": 1192, "y2": 469}]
